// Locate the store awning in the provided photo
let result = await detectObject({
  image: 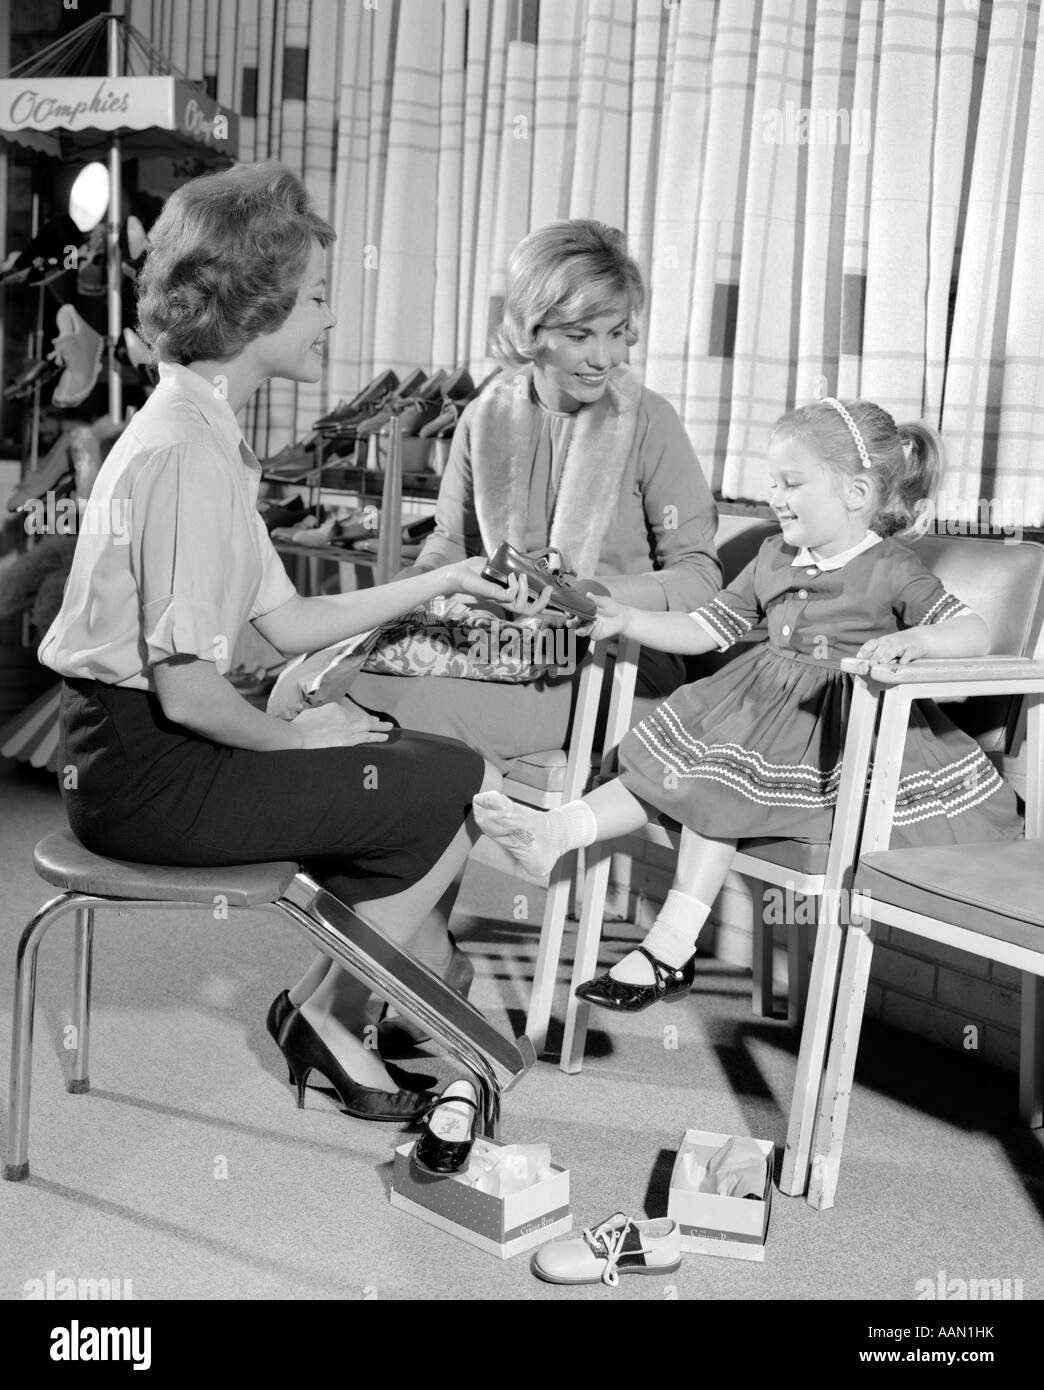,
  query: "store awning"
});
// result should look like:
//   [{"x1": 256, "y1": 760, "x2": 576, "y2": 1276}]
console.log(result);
[{"x1": 0, "y1": 75, "x2": 239, "y2": 161}]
